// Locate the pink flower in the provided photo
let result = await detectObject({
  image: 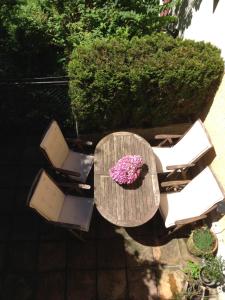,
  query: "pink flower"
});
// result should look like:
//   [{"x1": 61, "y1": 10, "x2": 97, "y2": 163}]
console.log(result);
[{"x1": 109, "y1": 155, "x2": 143, "y2": 185}]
